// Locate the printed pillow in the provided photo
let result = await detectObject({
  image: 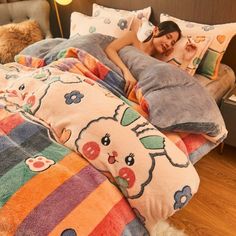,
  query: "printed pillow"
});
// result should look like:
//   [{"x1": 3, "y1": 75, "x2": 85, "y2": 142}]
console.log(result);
[
  {"x1": 136, "y1": 18, "x2": 155, "y2": 42},
  {"x1": 160, "y1": 14, "x2": 236, "y2": 79},
  {"x1": 160, "y1": 35, "x2": 212, "y2": 76},
  {"x1": 0, "y1": 20, "x2": 44, "y2": 64},
  {"x1": 70, "y1": 12, "x2": 134, "y2": 38},
  {"x1": 92, "y1": 3, "x2": 151, "y2": 32},
  {"x1": 136, "y1": 18, "x2": 212, "y2": 75}
]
